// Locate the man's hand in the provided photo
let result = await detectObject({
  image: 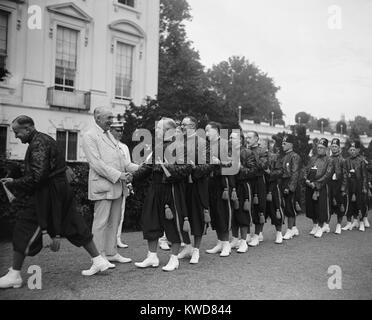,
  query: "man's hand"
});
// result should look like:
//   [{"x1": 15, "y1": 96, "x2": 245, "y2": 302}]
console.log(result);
[
  {"x1": 264, "y1": 168, "x2": 271, "y2": 174},
  {"x1": 0, "y1": 178, "x2": 14, "y2": 185},
  {"x1": 120, "y1": 172, "x2": 132, "y2": 183},
  {"x1": 362, "y1": 188, "x2": 367, "y2": 194},
  {"x1": 284, "y1": 188, "x2": 290, "y2": 195}
]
